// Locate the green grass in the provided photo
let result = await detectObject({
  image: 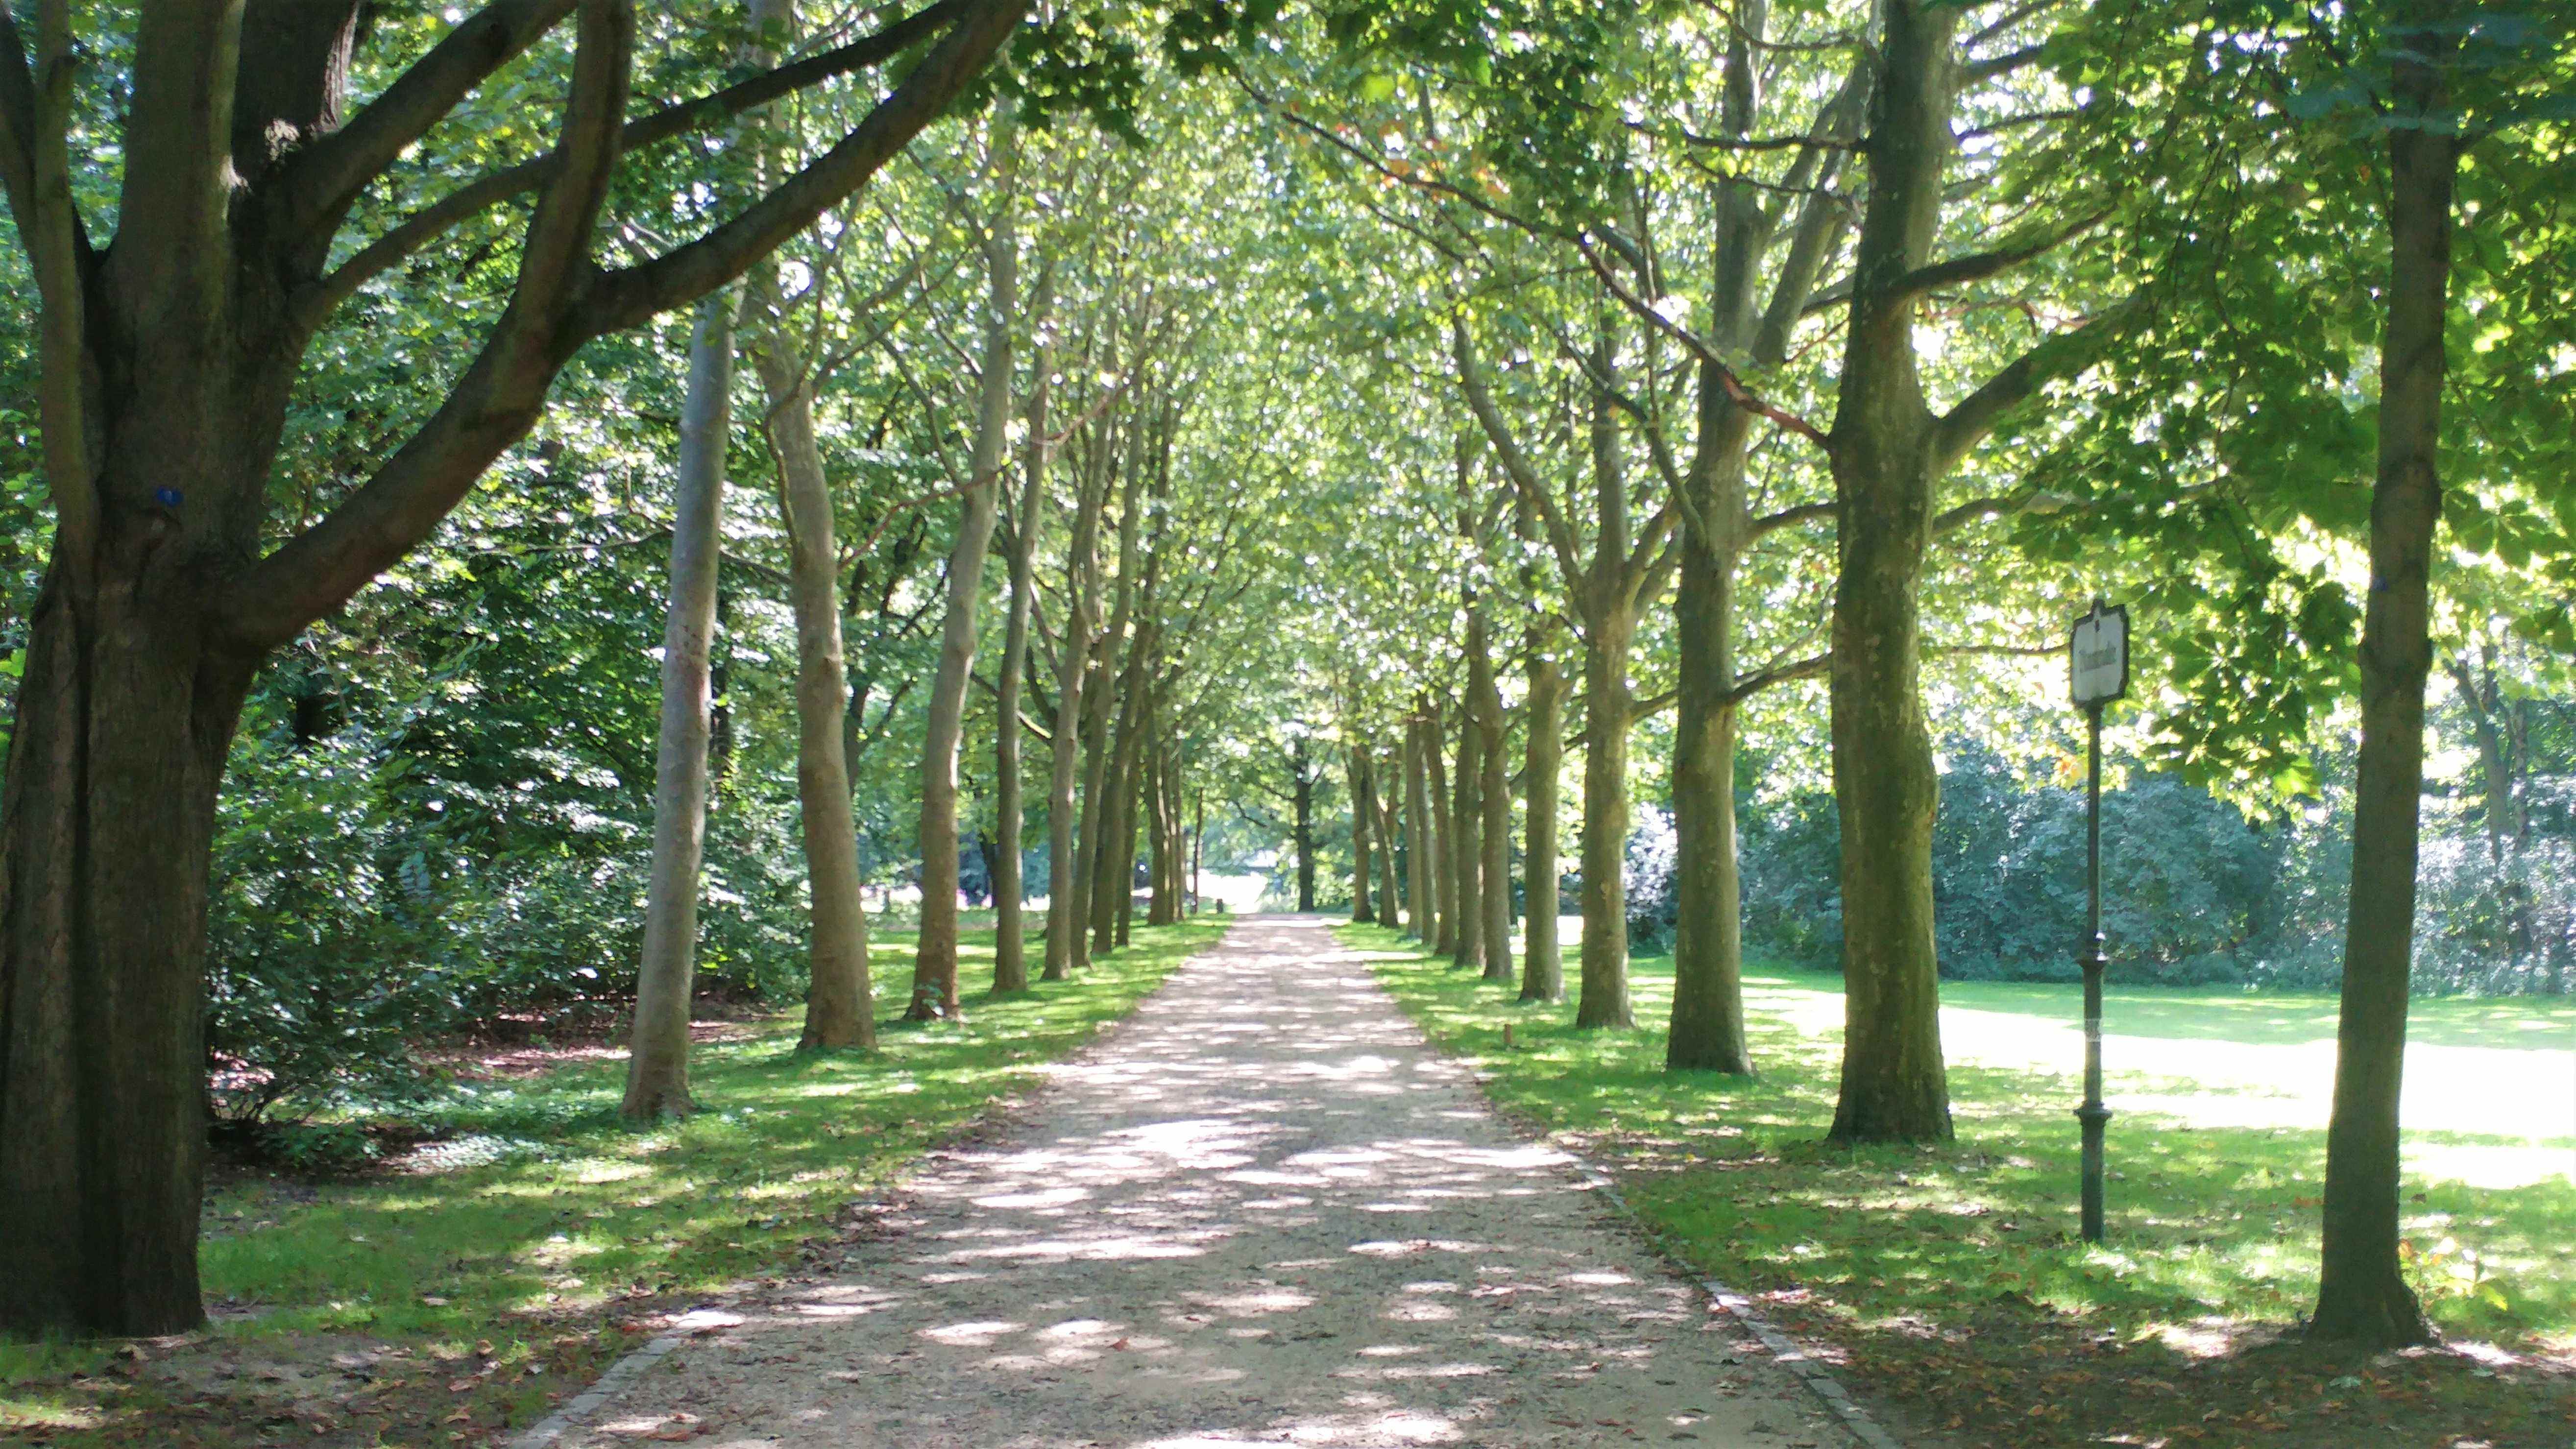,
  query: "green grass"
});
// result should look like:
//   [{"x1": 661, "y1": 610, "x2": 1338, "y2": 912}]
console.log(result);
[
  {"x1": 1350, "y1": 923, "x2": 2576, "y2": 1445},
  {"x1": 1, "y1": 918, "x2": 1228, "y2": 1446}
]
